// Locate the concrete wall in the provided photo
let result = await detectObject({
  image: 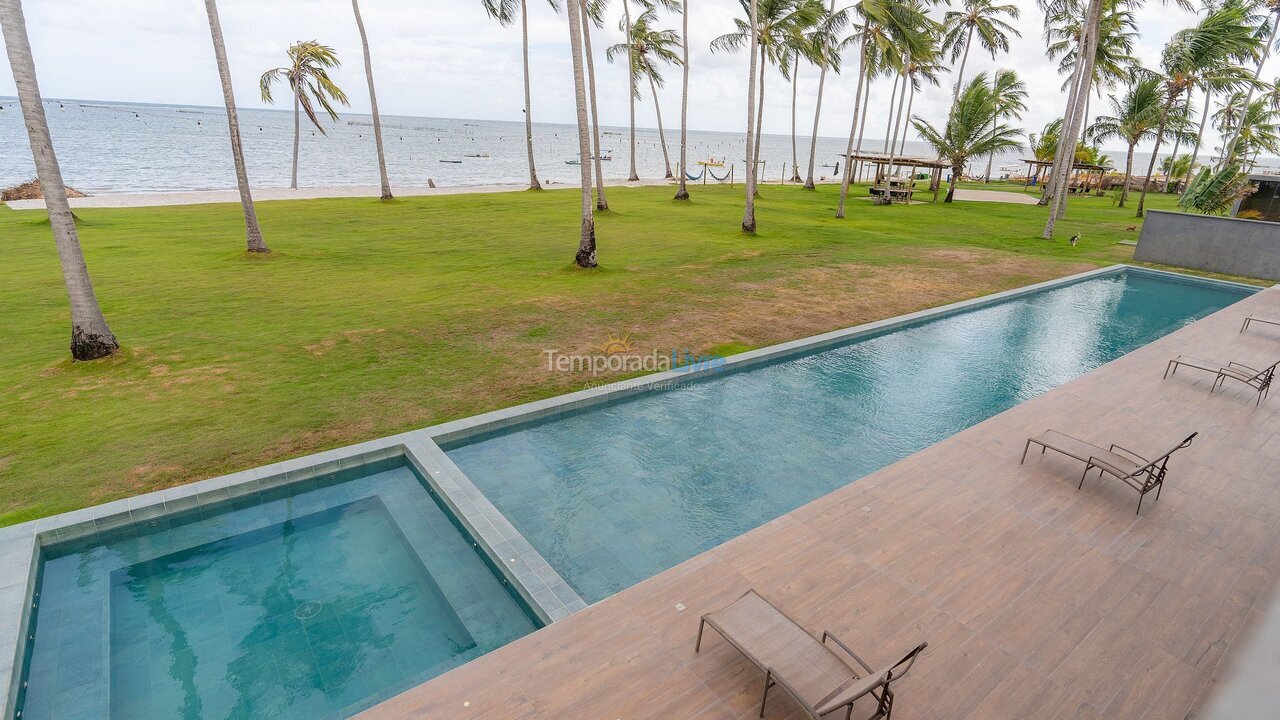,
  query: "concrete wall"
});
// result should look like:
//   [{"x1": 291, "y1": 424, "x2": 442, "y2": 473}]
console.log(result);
[{"x1": 1134, "y1": 210, "x2": 1280, "y2": 281}]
